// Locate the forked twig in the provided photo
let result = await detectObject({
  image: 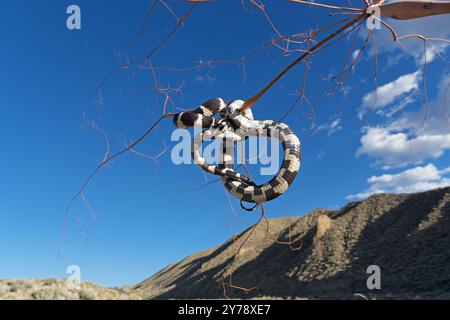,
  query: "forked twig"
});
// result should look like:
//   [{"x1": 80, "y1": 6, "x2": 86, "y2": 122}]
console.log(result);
[
  {"x1": 61, "y1": 112, "x2": 175, "y2": 251},
  {"x1": 240, "y1": 13, "x2": 369, "y2": 112},
  {"x1": 85, "y1": 3, "x2": 197, "y2": 113}
]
